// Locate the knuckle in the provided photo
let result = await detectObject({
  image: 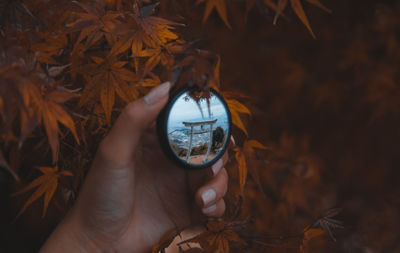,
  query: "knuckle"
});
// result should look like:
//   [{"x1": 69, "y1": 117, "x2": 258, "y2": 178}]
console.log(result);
[
  {"x1": 215, "y1": 200, "x2": 226, "y2": 217},
  {"x1": 122, "y1": 101, "x2": 142, "y2": 123}
]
